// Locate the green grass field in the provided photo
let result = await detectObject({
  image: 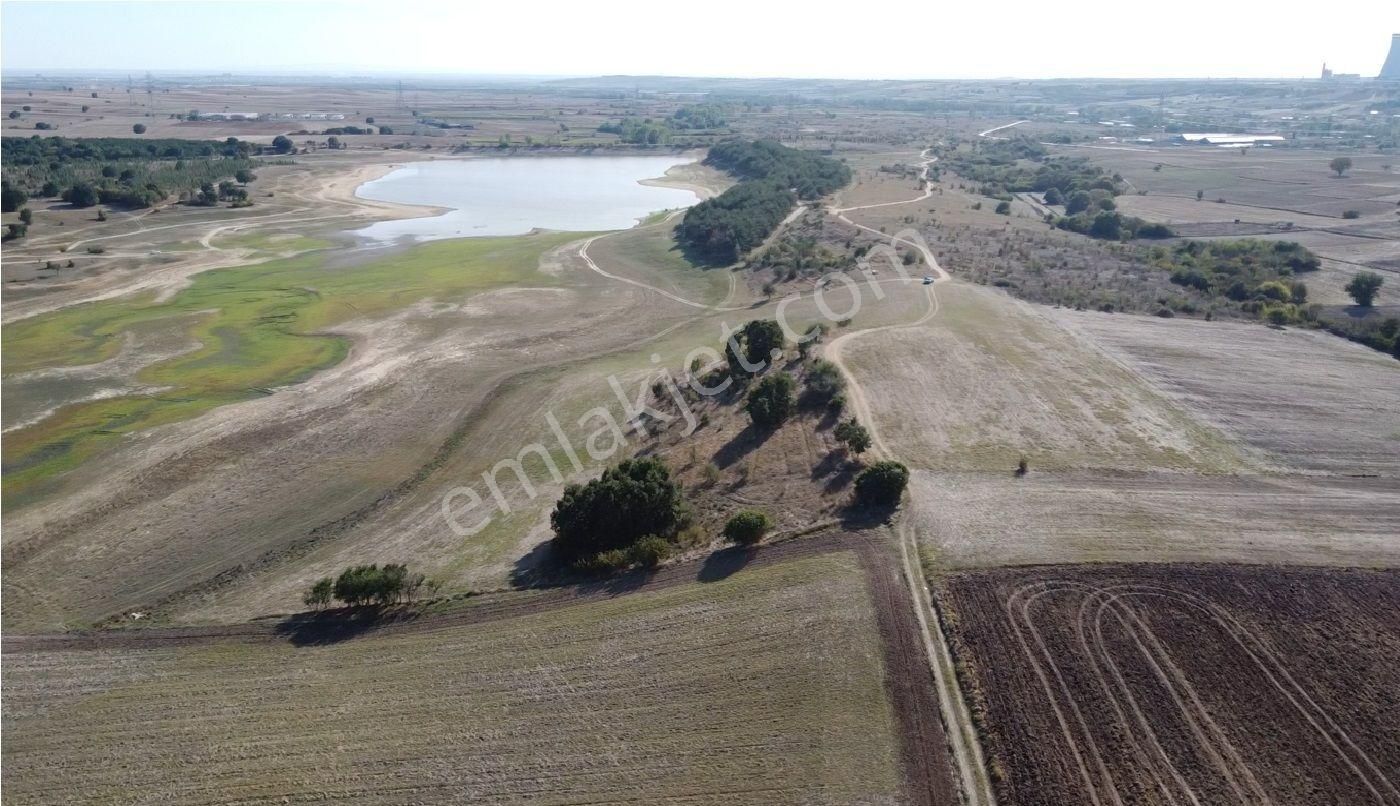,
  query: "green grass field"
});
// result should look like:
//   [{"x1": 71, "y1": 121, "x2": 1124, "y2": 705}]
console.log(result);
[{"x1": 2, "y1": 232, "x2": 586, "y2": 505}]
